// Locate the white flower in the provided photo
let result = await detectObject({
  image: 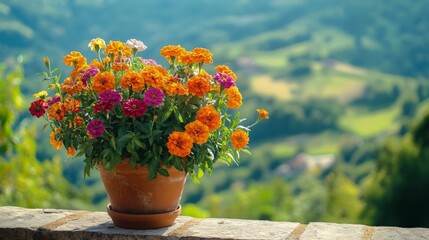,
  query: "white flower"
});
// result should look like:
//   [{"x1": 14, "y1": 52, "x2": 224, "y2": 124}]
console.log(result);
[{"x1": 126, "y1": 39, "x2": 147, "y2": 52}]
